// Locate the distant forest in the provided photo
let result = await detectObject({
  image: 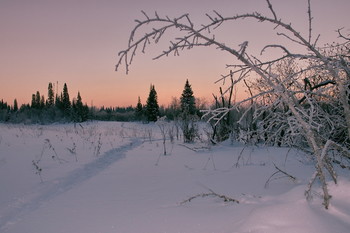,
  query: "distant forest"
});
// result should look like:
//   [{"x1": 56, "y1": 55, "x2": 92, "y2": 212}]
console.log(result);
[{"x1": 0, "y1": 81, "x2": 203, "y2": 124}]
